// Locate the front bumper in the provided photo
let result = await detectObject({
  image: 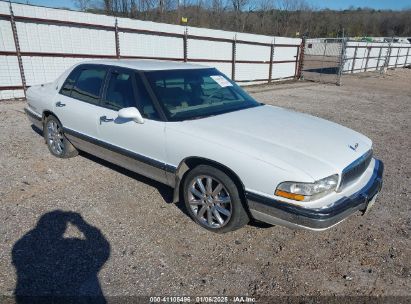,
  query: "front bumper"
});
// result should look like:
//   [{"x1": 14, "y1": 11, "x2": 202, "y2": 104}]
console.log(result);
[{"x1": 246, "y1": 159, "x2": 384, "y2": 231}]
